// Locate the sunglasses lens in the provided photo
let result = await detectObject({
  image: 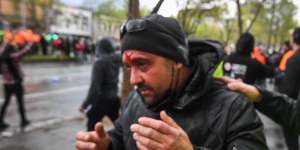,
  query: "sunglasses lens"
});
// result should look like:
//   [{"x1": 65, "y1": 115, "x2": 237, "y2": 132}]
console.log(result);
[
  {"x1": 126, "y1": 19, "x2": 145, "y2": 32},
  {"x1": 120, "y1": 19, "x2": 145, "y2": 39}
]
